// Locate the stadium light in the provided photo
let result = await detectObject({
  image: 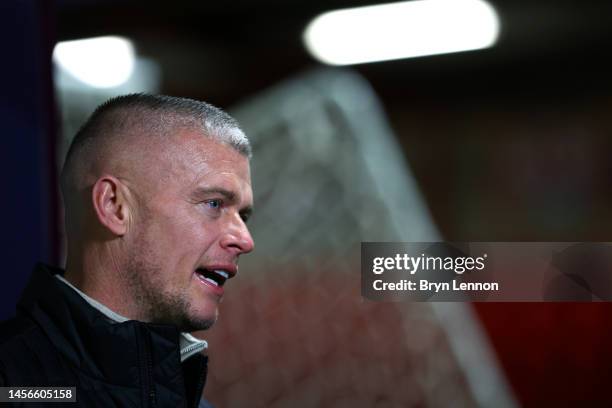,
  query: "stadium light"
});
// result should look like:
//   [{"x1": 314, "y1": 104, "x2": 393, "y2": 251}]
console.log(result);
[
  {"x1": 53, "y1": 36, "x2": 135, "y2": 88},
  {"x1": 303, "y1": 0, "x2": 500, "y2": 65}
]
